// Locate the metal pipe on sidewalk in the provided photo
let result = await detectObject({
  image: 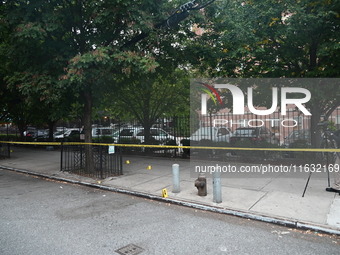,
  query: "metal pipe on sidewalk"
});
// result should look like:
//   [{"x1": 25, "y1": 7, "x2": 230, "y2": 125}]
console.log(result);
[
  {"x1": 213, "y1": 171, "x2": 222, "y2": 203},
  {"x1": 172, "y1": 164, "x2": 180, "y2": 193}
]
